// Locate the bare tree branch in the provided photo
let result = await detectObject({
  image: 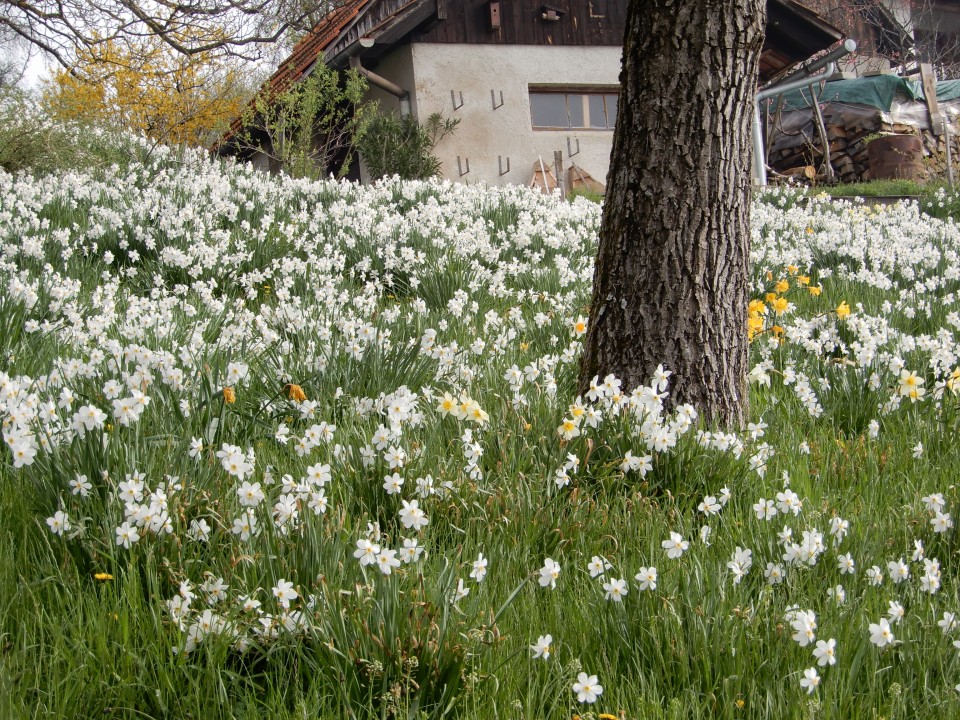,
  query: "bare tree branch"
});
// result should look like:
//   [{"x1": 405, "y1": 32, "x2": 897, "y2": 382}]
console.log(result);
[{"x1": 1, "y1": 0, "x2": 344, "y2": 69}]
